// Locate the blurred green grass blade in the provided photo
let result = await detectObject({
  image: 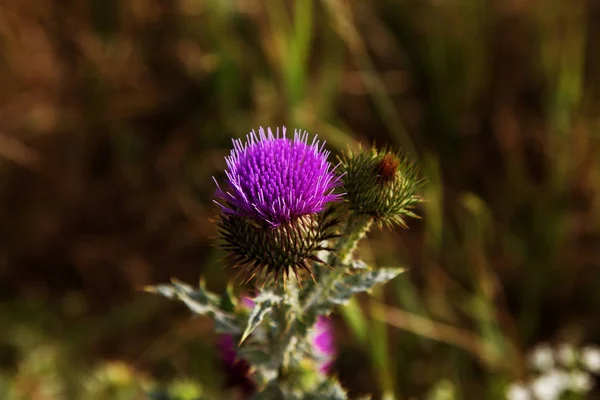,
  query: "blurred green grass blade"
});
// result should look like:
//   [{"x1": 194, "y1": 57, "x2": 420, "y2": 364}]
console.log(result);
[
  {"x1": 340, "y1": 296, "x2": 368, "y2": 343},
  {"x1": 287, "y1": 0, "x2": 314, "y2": 108},
  {"x1": 340, "y1": 292, "x2": 395, "y2": 395},
  {"x1": 426, "y1": 379, "x2": 456, "y2": 400},
  {"x1": 394, "y1": 267, "x2": 428, "y2": 318},
  {"x1": 266, "y1": 0, "x2": 314, "y2": 112},
  {"x1": 90, "y1": 0, "x2": 119, "y2": 42},
  {"x1": 422, "y1": 152, "x2": 443, "y2": 255},
  {"x1": 370, "y1": 287, "x2": 395, "y2": 395},
  {"x1": 323, "y1": 0, "x2": 416, "y2": 159}
]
